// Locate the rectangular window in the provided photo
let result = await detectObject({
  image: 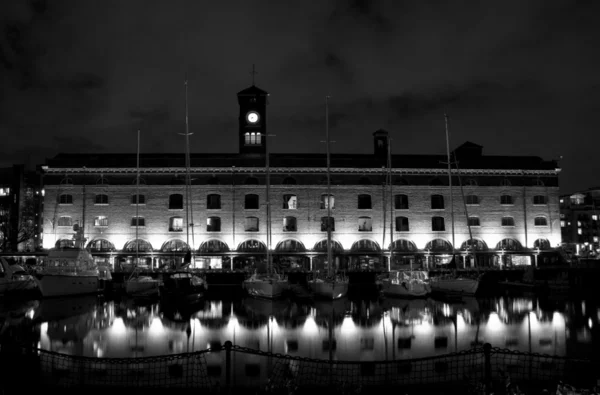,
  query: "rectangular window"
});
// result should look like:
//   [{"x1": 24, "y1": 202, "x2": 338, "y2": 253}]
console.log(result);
[
  {"x1": 468, "y1": 217, "x2": 480, "y2": 227},
  {"x1": 534, "y1": 217, "x2": 548, "y2": 226},
  {"x1": 94, "y1": 216, "x2": 108, "y2": 227},
  {"x1": 395, "y1": 216, "x2": 409, "y2": 232},
  {"x1": 245, "y1": 194, "x2": 259, "y2": 210},
  {"x1": 500, "y1": 195, "x2": 513, "y2": 205},
  {"x1": 95, "y1": 194, "x2": 109, "y2": 205},
  {"x1": 560, "y1": 220, "x2": 566, "y2": 227},
  {"x1": 0, "y1": 188, "x2": 9, "y2": 196},
  {"x1": 501, "y1": 217, "x2": 515, "y2": 227},
  {"x1": 431, "y1": 195, "x2": 444, "y2": 210},
  {"x1": 283, "y1": 216, "x2": 297, "y2": 232},
  {"x1": 578, "y1": 228, "x2": 582, "y2": 235},
  {"x1": 132, "y1": 194, "x2": 146, "y2": 205},
  {"x1": 432, "y1": 216, "x2": 445, "y2": 231},
  {"x1": 245, "y1": 217, "x2": 259, "y2": 232},
  {"x1": 321, "y1": 216, "x2": 335, "y2": 232},
  {"x1": 131, "y1": 217, "x2": 145, "y2": 227},
  {"x1": 533, "y1": 195, "x2": 547, "y2": 205},
  {"x1": 395, "y1": 194, "x2": 409, "y2": 210},
  {"x1": 593, "y1": 215, "x2": 598, "y2": 221},
  {"x1": 358, "y1": 217, "x2": 372, "y2": 231},
  {"x1": 283, "y1": 194, "x2": 297, "y2": 209},
  {"x1": 320, "y1": 195, "x2": 335, "y2": 209},
  {"x1": 207, "y1": 217, "x2": 221, "y2": 232},
  {"x1": 57, "y1": 216, "x2": 72, "y2": 227},
  {"x1": 207, "y1": 194, "x2": 221, "y2": 210},
  {"x1": 59, "y1": 194, "x2": 73, "y2": 204},
  {"x1": 358, "y1": 194, "x2": 372, "y2": 209},
  {"x1": 465, "y1": 195, "x2": 479, "y2": 205},
  {"x1": 169, "y1": 217, "x2": 183, "y2": 232},
  {"x1": 169, "y1": 194, "x2": 184, "y2": 210}
]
